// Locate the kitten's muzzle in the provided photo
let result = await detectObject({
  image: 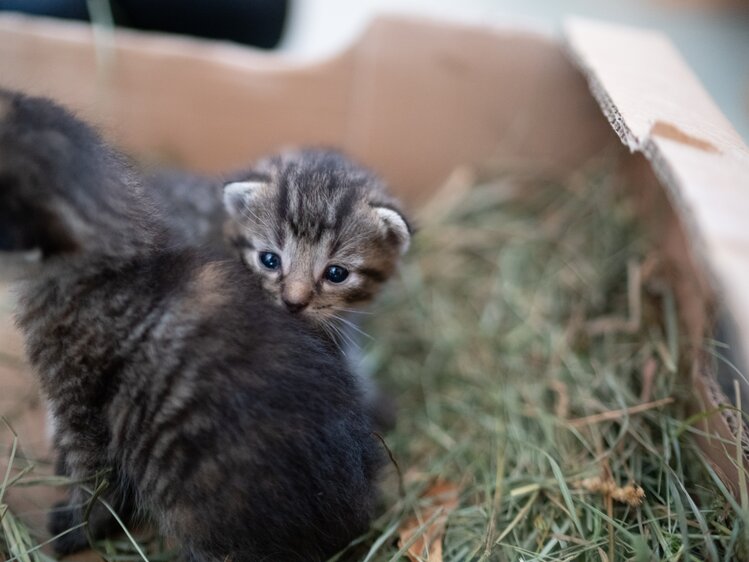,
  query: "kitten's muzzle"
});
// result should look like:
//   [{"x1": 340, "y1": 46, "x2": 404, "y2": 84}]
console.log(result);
[{"x1": 282, "y1": 297, "x2": 309, "y2": 314}]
